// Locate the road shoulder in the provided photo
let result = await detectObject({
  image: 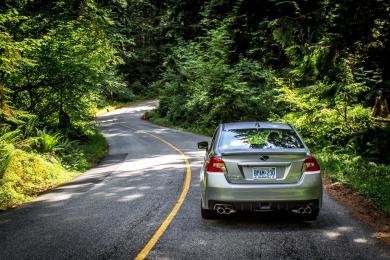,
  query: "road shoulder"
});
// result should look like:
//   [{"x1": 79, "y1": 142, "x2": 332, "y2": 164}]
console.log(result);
[{"x1": 324, "y1": 177, "x2": 390, "y2": 246}]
